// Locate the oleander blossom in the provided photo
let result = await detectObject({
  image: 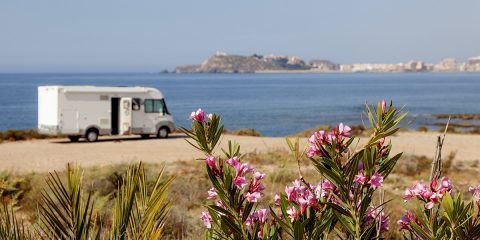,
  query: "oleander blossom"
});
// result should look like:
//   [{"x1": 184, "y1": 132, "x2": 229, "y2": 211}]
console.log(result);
[
  {"x1": 277, "y1": 179, "x2": 337, "y2": 220},
  {"x1": 207, "y1": 188, "x2": 217, "y2": 200},
  {"x1": 403, "y1": 177, "x2": 452, "y2": 209},
  {"x1": 200, "y1": 211, "x2": 213, "y2": 229},
  {"x1": 397, "y1": 210, "x2": 418, "y2": 231},
  {"x1": 226, "y1": 157, "x2": 265, "y2": 202},
  {"x1": 307, "y1": 123, "x2": 353, "y2": 158},
  {"x1": 381, "y1": 99, "x2": 387, "y2": 113},
  {"x1": 365, "y1": 207, "x2": 389, "y2": 232},
  {"x1": 205, "y1": 156, "x2": 221, "y2": 175},
  {"x1": 354, "y1": 172, "x2": 367, "y2": 184},
  {"x1": 468, "y1": 184, "x2": 480, "y2": 206},
  {"x1": 190, "y1": 108, "x2": 206, "y2": 123},
  {"x1": 369, "y1": 172, "x2": 384, "y2": 190}
]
